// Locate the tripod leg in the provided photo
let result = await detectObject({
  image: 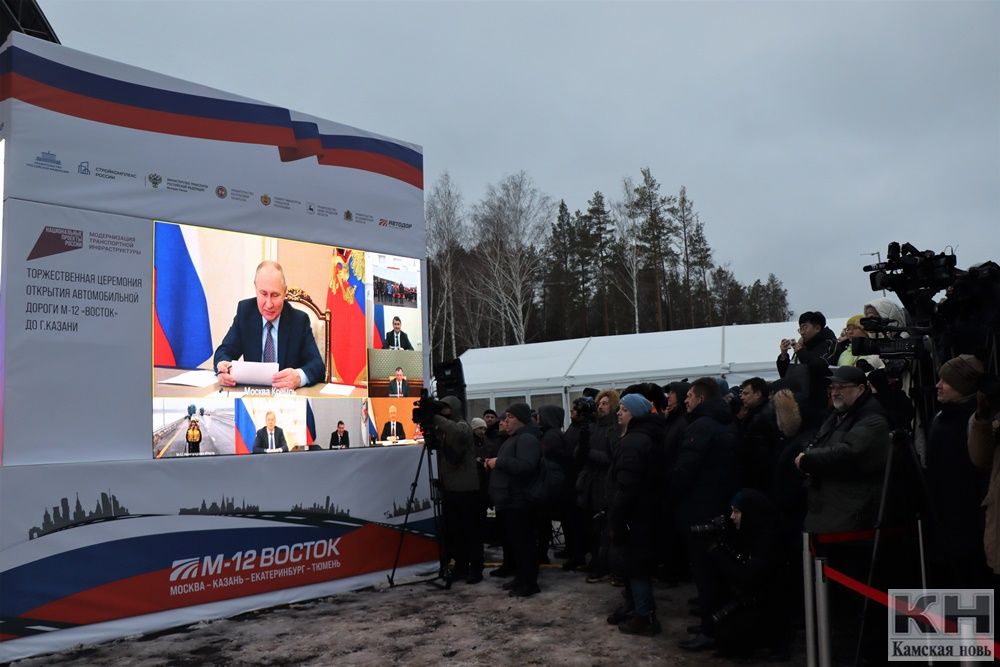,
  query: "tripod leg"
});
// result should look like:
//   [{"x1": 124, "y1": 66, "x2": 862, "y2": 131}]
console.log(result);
[{"x1": 387, "y1": 444, "x2": 426, "y2": 586}]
